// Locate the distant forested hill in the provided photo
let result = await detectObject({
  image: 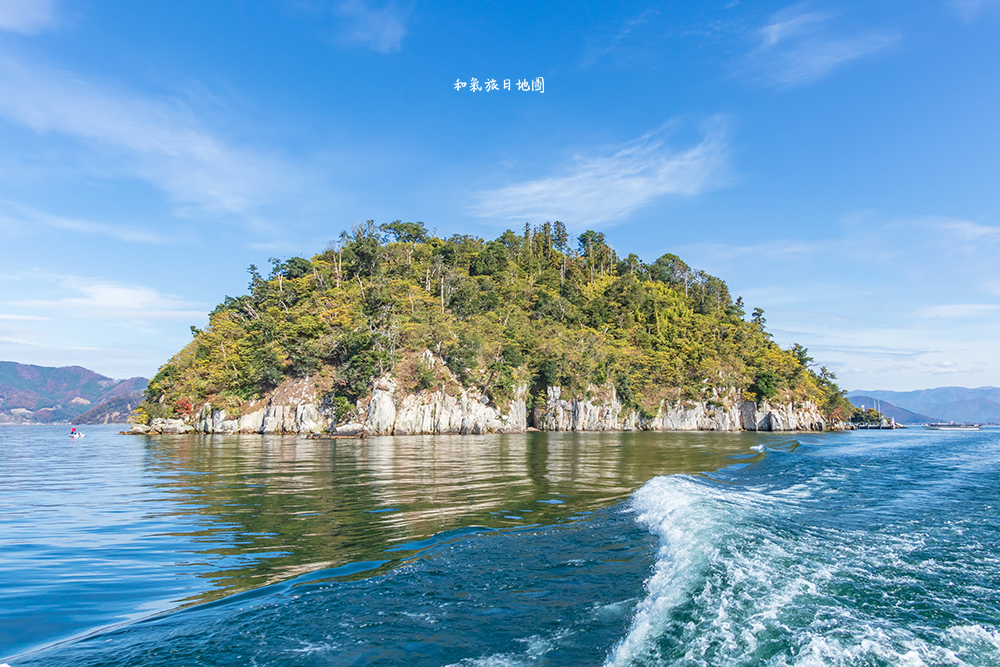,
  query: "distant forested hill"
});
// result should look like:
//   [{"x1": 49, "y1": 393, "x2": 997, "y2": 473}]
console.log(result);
[
  {"x1": 848, "y1": 387, "x2": 1000, "y2": 424},
  {"x1": 138, "y1": 220, "x2": 851, "y2": 426},
  {"x1": 73, "y1": 390, "x2": 147, "y2": 425},
  {"x1": 0, "y1": 362, "x2": 147, "y2": 423},
  {"x1": 847, "y1": 395, "x2": 938, "y2": 424}
]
